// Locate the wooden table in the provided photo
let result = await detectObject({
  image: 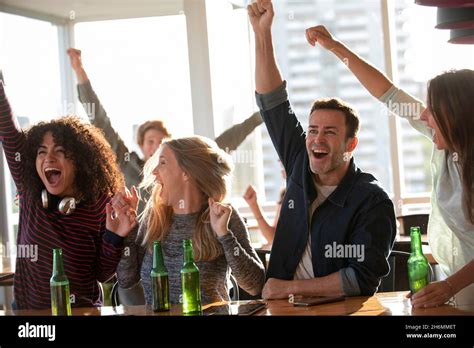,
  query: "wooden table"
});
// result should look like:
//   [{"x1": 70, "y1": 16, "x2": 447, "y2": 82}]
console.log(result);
[
  {"x1": 1, "y1": 291, "x2": 472, "y2": 316},
  {"x1": 256, "y1": 292, "x2": 474, "y2": 316}
]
